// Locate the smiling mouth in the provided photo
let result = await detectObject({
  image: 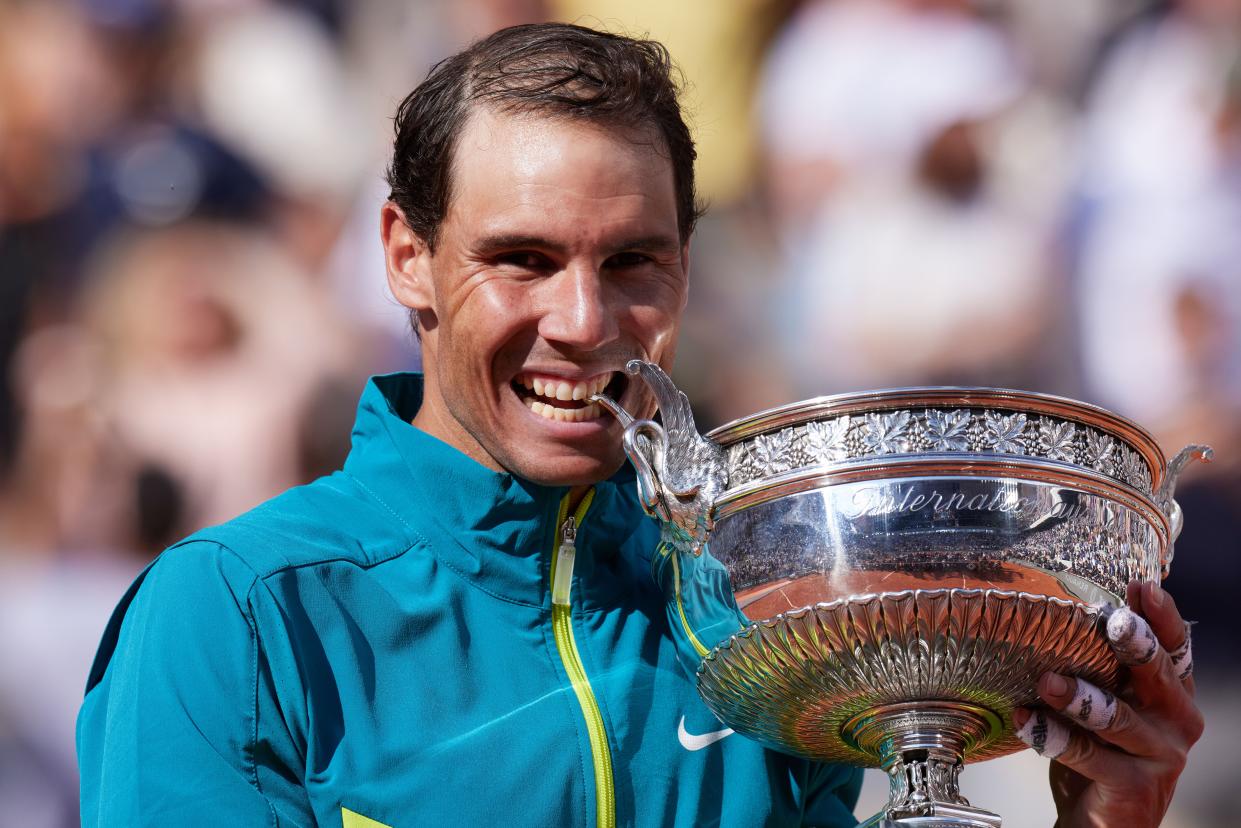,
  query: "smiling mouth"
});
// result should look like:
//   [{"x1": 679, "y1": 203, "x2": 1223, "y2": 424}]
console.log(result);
[{"x1": 511, "y1": 371, "x2": 628, "y2": 423}]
